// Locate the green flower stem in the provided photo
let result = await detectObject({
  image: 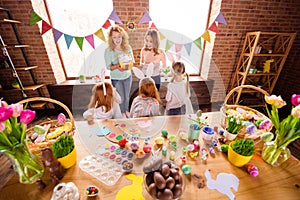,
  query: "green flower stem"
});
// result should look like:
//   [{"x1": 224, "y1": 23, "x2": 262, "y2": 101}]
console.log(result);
[
  {"x1": 4, "y1": 143, "x2": 44, "y2": 184},
  {"x1": 0, "y1": 131, "x2": 13, "y2": 147}
]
